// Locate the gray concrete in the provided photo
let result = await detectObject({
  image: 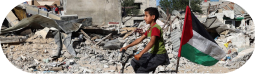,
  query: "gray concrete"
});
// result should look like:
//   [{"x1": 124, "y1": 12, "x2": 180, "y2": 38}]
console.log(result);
[{"x1": 63, "y1": 0, "x2": 121, "y2": 26}]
